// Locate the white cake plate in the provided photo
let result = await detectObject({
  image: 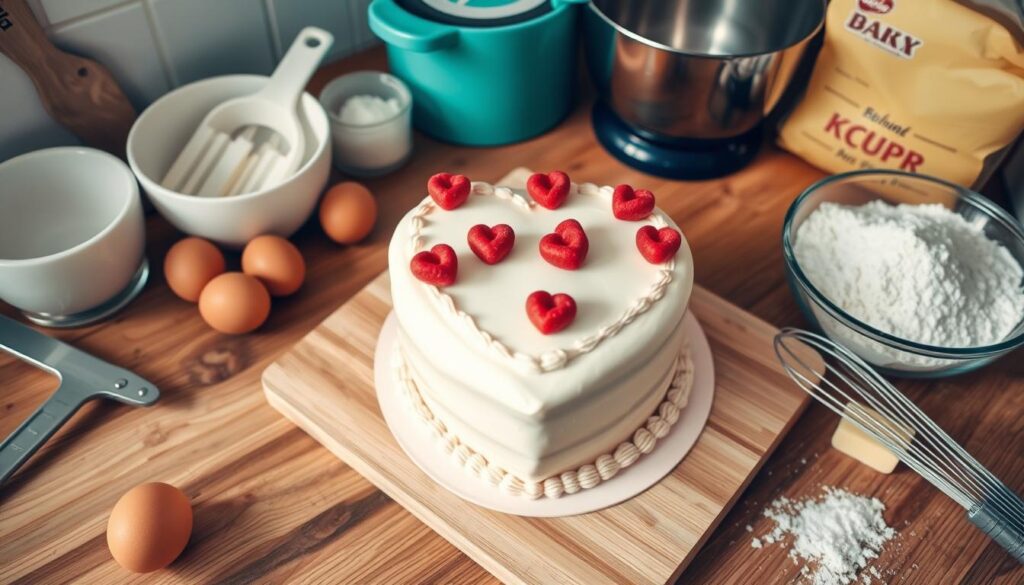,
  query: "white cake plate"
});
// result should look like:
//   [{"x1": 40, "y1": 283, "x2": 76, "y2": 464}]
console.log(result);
[{"x1": 374, "y1": 310, "x2": 715, "y2": 517}]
